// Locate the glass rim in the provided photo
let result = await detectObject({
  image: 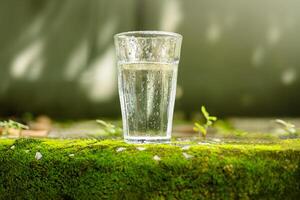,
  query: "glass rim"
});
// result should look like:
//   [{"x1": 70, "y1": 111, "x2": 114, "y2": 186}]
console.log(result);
[{"x1": 114, "y1": 30, "x2": 182, "y2": 39}]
